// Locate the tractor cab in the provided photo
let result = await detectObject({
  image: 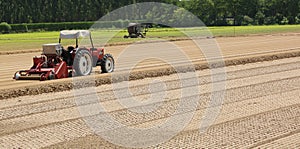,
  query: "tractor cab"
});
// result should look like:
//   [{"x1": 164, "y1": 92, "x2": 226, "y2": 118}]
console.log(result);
[
  {"x1": 58, "y1": 30, "x2": 95, "y2": 66},
  {"x1": 59, "y1": 30, "x2": 93, "y2": 49}
]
